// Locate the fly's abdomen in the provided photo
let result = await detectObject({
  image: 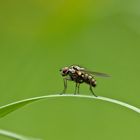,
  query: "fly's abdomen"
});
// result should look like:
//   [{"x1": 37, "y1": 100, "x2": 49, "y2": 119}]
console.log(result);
[
  {"x1": 90, "y1": 78, "x2": 96, "y2": 87},
  {"x1": 82, "y1": 73, "x2": 96, "y2": 87}
]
